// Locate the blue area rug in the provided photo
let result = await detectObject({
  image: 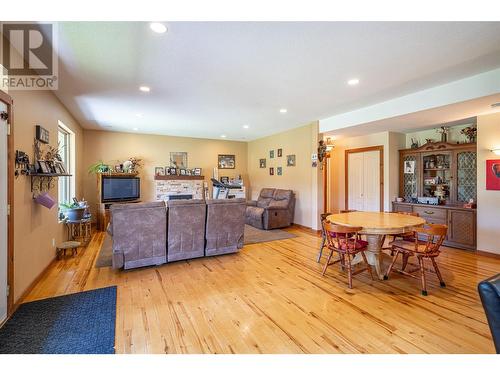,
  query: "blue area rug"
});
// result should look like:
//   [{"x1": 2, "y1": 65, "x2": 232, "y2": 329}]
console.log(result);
[{"x1": 0, "y1": 286, "x2": 116, "y2": 354}]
